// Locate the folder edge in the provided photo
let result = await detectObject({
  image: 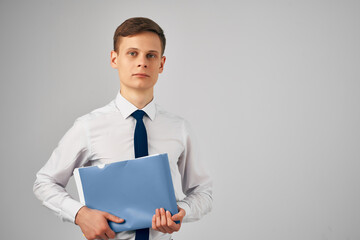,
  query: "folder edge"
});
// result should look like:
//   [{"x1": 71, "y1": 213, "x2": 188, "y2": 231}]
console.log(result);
[{"x1": 73, "y1": 168, "x2": 85, "y2": 205}]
